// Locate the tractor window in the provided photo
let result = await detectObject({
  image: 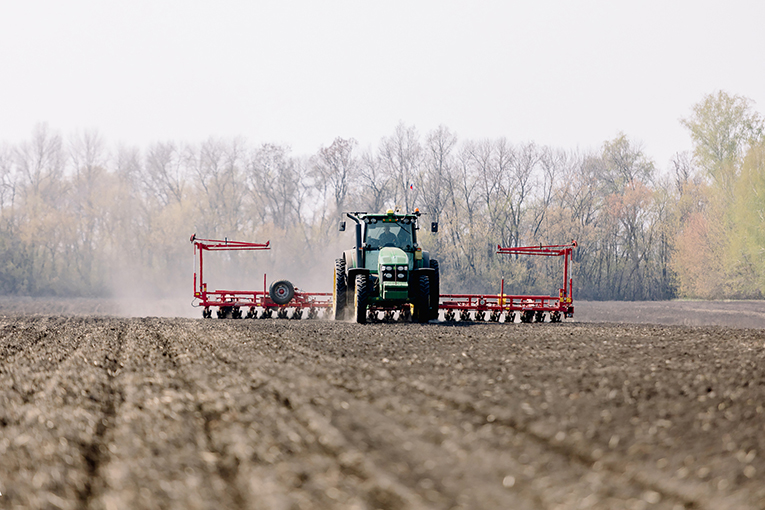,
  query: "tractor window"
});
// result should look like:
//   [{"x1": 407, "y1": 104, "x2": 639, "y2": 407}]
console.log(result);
[
  {"x1": 395, "y1": 223, "x2": 413, "y2": 247},
  {"x1": 365, "y1": 221, "x2": 413, "y2": 249}
]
